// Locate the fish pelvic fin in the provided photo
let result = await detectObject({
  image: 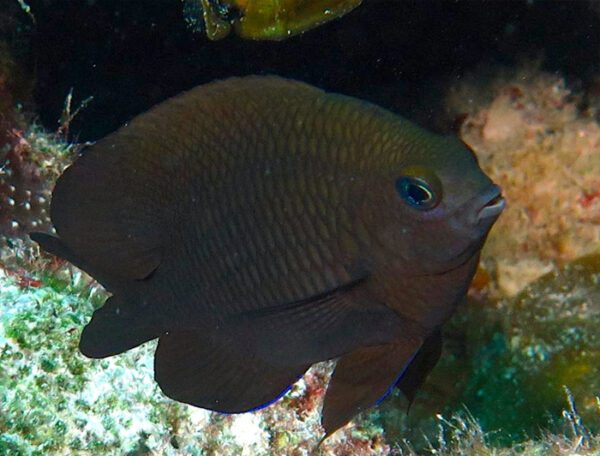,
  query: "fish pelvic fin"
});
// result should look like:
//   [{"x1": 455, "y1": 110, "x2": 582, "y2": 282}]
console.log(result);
[
  {"x1": 321, "y1": 335, "x2": 424, "y2": 438},
  {"x1": 154, "y1": 328, "x2": 310, "y2": 413},
  {"x1": 79, "y1": 294, "x2": 161, "y2": 358},
  {"x1": 396, "y1": 329, "x2": 443, "y2": 412}
]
